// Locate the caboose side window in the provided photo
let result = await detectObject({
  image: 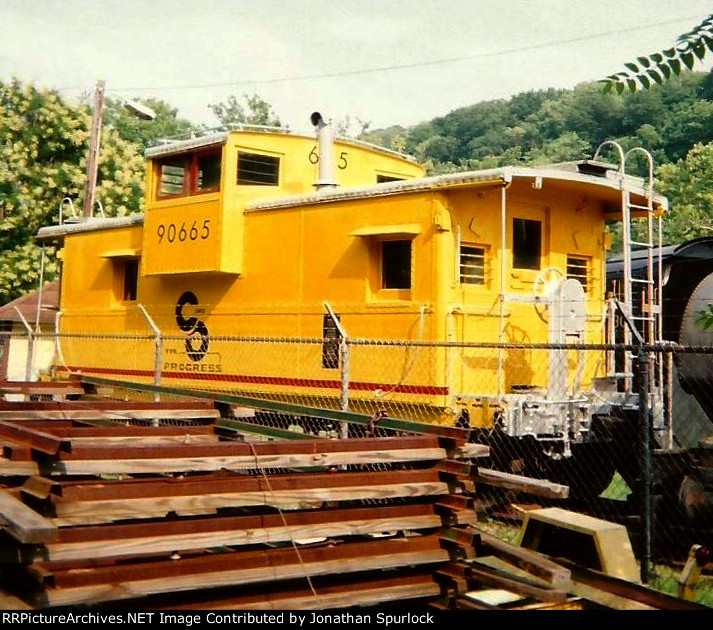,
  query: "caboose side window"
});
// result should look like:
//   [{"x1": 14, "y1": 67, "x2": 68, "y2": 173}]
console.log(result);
[
  {"x1": 567, "y1": 255, "x2": 589, "y2": 292},
  {"x1": 381, "y1": 240, "x2": 412, "y2": 289},
  {"x1": 513, "y1": 218, "x2": 541, "y2": 270},
  {"x1": 460, "y1": 244, "x2": 486, "y2": 285},
  {"x1": 237, "y1": 152, "x2": 280, "y2": 186},
  {"x1": 156, "y1": 150, "x2": 222, "y2": 198},
  {"x1": 159, "y1": 158, "x2": 187, "y2": 197},
  {"x1": 123, "y1": 259, "x2": 139, "y2": 301},
  {"x1": 111, "y1": 257, "x2": 139, "y2": 303},
  {"x1": 196, "y1": 152, "x2": 222, "y2": 191}
]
